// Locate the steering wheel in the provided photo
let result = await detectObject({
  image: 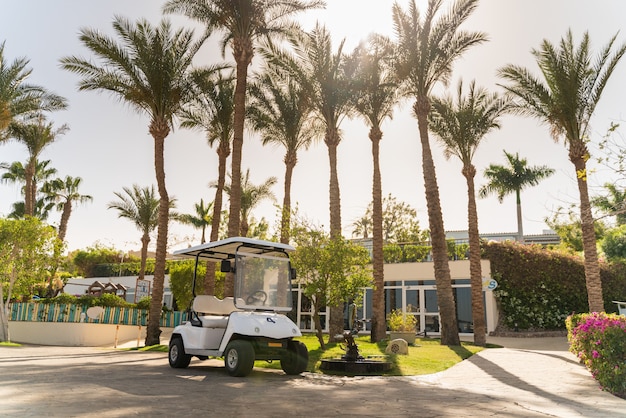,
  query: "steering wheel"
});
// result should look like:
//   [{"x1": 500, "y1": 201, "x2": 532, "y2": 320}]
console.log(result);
[{"x1": 246, "y1": 290, "x2": 268, "y2": 305}]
